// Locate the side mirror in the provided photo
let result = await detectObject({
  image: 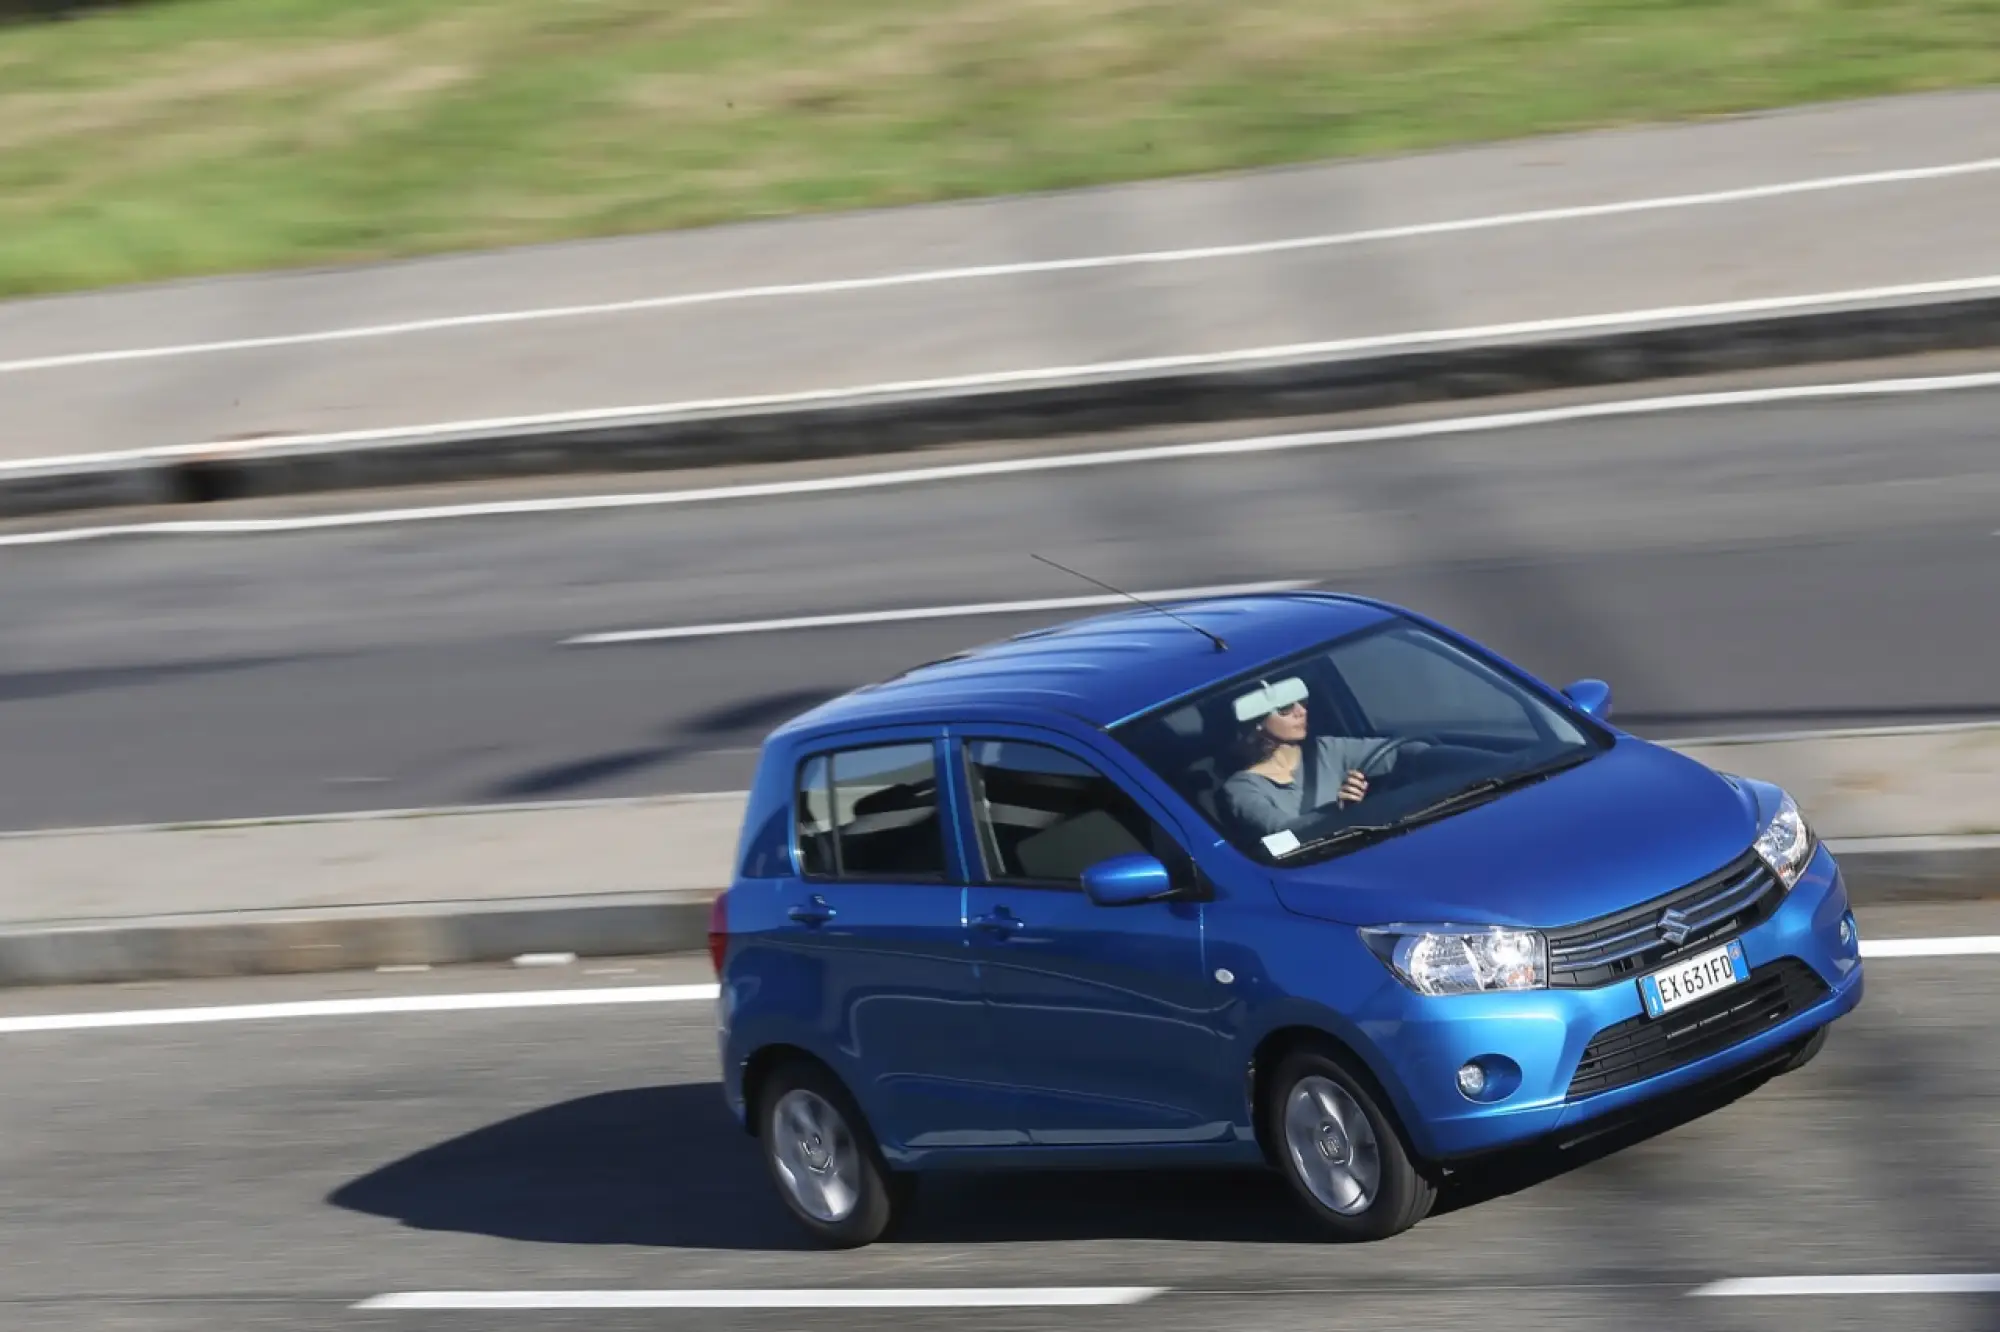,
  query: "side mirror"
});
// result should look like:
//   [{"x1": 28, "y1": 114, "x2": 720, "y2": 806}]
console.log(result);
[
  {"x1": 1081, "y1": 853, "x2": 1176, "y2": 906},
  {"x1": 1563, "y1": 678, "x2": 1613, "y2": 720}
]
